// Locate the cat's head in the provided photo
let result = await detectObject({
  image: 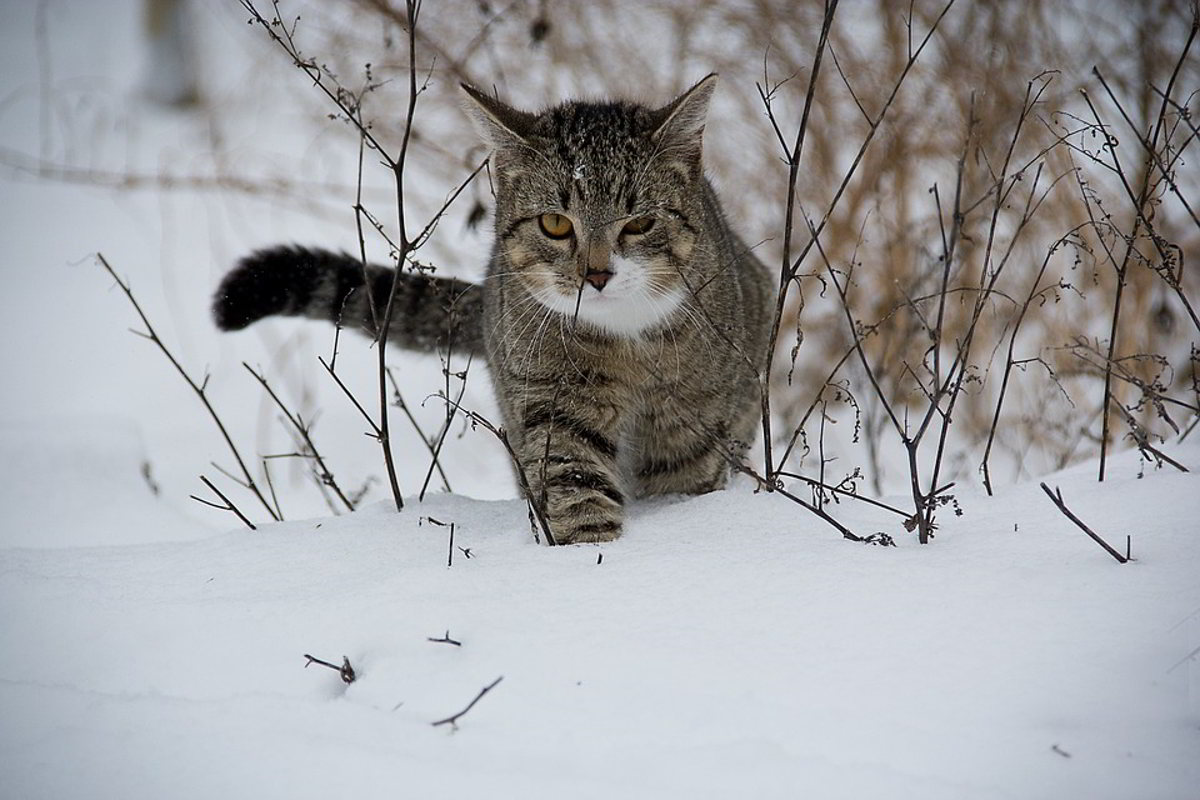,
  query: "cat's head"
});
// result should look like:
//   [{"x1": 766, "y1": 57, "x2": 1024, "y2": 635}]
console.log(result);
[{"x1": 462, "y1": 75, "x2": 718, "y2": 337}]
